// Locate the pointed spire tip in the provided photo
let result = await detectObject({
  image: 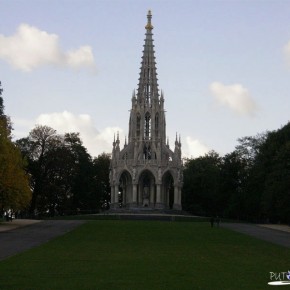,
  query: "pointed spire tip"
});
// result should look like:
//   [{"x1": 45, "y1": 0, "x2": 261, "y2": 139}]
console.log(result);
[{"x1": 145, "y1": 10, "x2": 153, "y2": 31}]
